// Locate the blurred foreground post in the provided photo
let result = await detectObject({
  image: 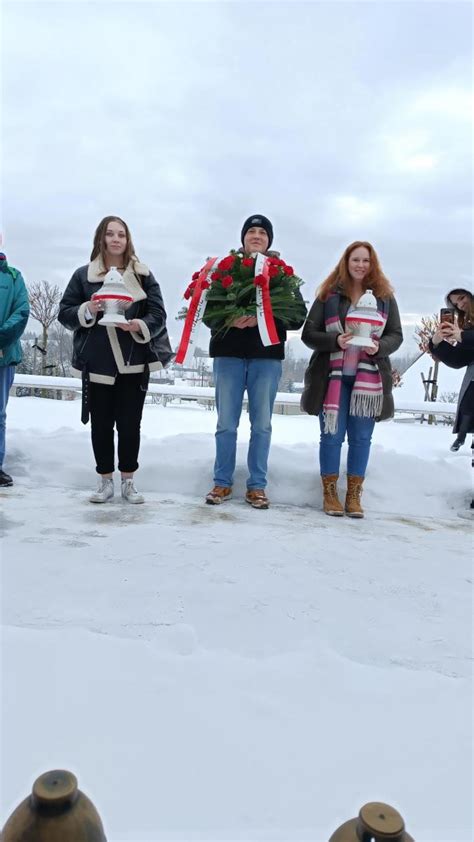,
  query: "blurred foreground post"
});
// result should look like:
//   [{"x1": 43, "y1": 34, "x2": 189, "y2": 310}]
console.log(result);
[
  {"x1": 1, "y1": 770, "x2": 107, "y2": 841},
  {"x1": 328, "y1": 801, "x2": 414, "y2": 841}
]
